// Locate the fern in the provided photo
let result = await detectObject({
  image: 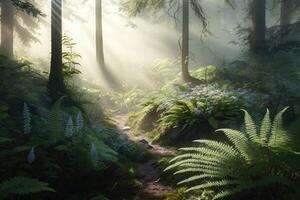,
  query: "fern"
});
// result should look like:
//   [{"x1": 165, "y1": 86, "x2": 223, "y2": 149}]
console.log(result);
[
  {"x1": 0, "y1": 176, "x2": 54, "y2": 199},
  {"x1": 167, "y1": 108, "x2": 300, "y2": 199},
  {"x1": 47, "y1": 97, "x2": 65, "y2": 140}
]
